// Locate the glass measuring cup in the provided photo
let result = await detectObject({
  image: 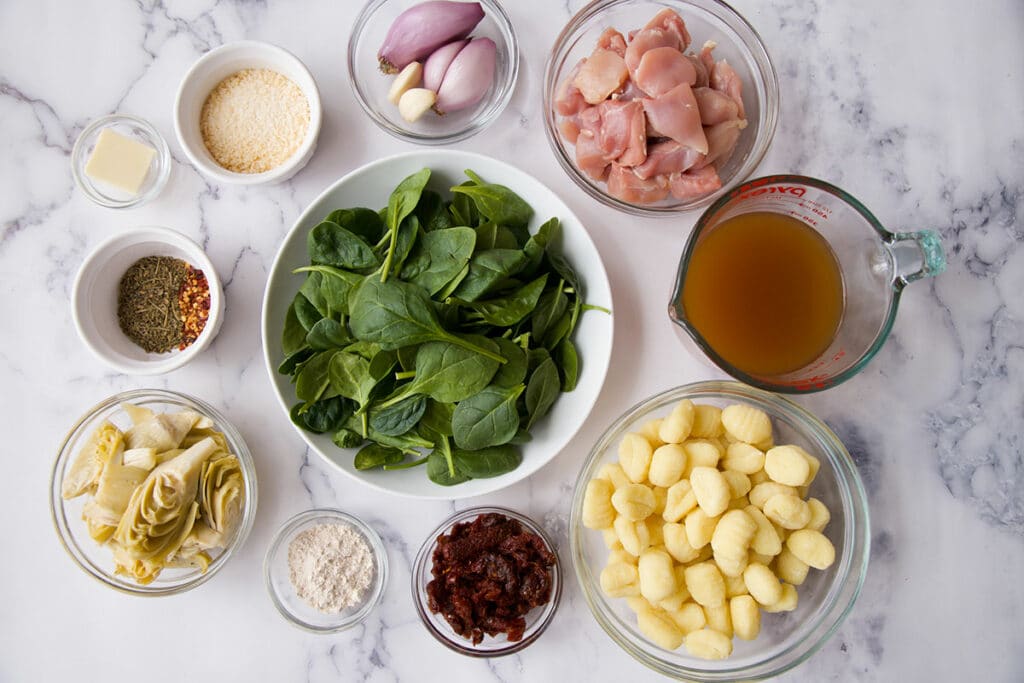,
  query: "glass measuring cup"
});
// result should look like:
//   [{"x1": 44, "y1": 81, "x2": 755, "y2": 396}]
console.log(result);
[{"x1": 669, "y1": 175, "x2": 946, "y2": 393}]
